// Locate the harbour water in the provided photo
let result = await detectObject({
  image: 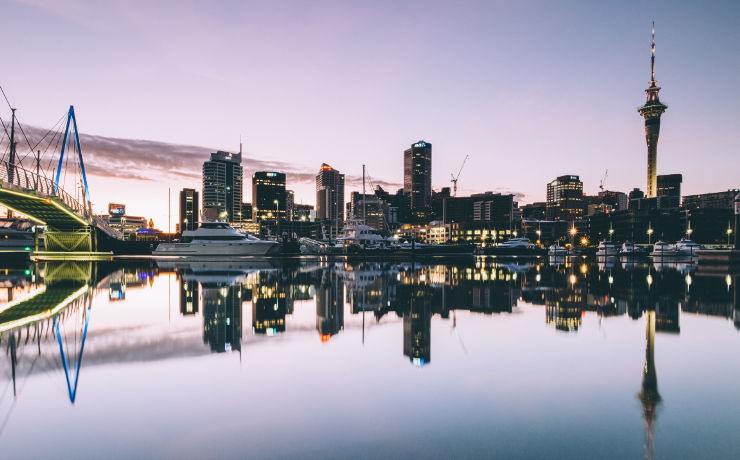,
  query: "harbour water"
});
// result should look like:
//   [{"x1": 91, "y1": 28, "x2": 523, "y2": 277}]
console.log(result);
[{"x1": 1, "y1": 256, "x2": 739, "y2": 459}]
